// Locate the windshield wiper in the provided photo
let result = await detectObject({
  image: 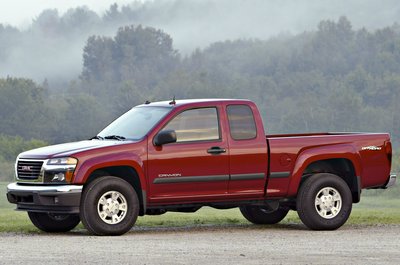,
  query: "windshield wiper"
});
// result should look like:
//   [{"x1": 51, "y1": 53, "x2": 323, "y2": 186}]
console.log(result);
[
  {"x1": 90, "y1": 135, "x2": 104, "y2": 140},
  {"x1": 104, "y1": 135, "x2": 126, "y2": 141}
]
